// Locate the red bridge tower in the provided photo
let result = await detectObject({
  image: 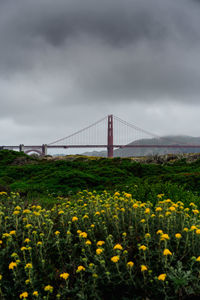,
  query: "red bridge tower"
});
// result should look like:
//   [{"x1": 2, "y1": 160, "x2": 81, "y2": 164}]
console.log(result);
[{"x1": 107, "y1": 114, "x2": 114, "y2": 158}]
